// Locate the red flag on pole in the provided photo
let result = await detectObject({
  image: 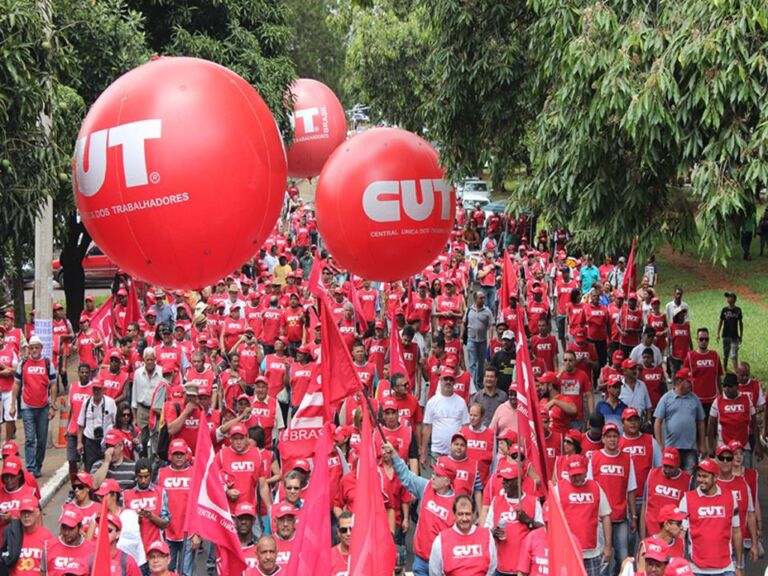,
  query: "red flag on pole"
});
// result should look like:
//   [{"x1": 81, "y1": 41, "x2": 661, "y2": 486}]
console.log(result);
[
  {"x1": 89, "y1": 296, "x2": 115, "y2": 344},
  {"x1": 284, "y1": 423, "x2": 332, "y2": 576},
  {"x1": 126, "y1": 281, "x2": 142, "y2": 325},
  {"x1": 279, "y1": 373, "x2": 326, "y2": 461},
  {"x1": 347, "y1": 276, "x2": 367, "y2": 325},
  {"x1": 90, "y1": 497, "x2": 111, "y2": 576},
  {"x1": 515, "y1": 314, "x2": 550, "y2": 489},
  {"x1": 348, "y1": 409, "x2": 396, "y2": 576},
  {"x1": 183, "y1": 412, "x2": 246, "y2": 576},
  {"x1": 387, "y1": 313, "x2": 407, "y2": 377},
  {"x1": 307, "y1": 249, "x2": 325, "y2": 298},
  {"x1": 318, "y1": 297, "x2": 362, "y2": 417},
  {"x1": 547, "y1": 481, "x2": 588, "y2": 576},
  {"x1": 621, "y1": 237, "x2": 637, "y2": 296}
]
